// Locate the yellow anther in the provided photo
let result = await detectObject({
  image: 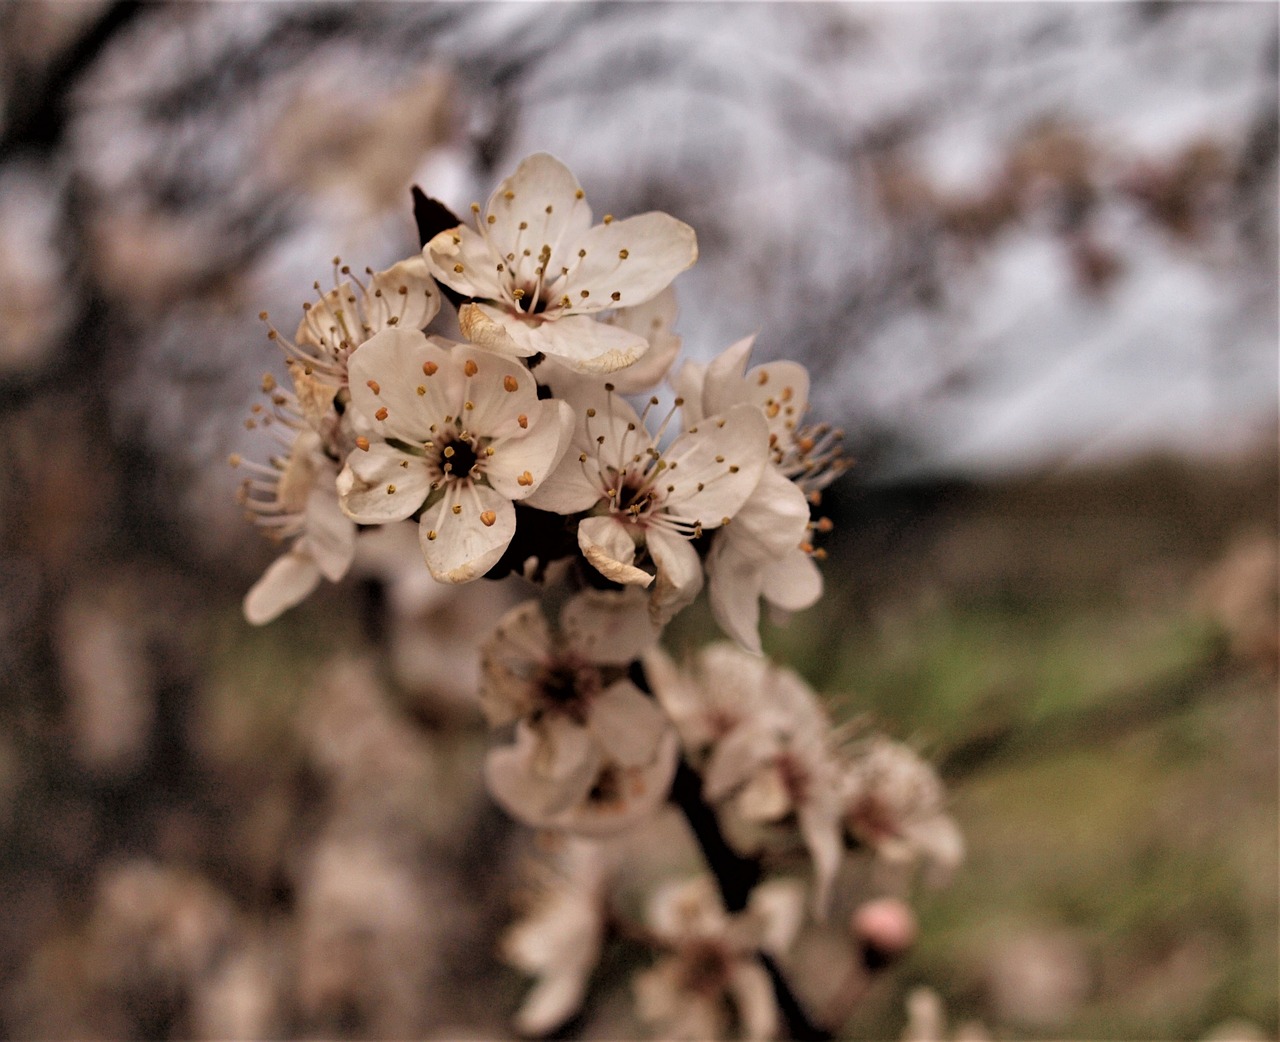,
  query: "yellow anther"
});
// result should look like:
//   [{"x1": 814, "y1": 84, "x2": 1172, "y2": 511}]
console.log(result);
[
  {"x1": 464, "y1": 359, "x2": 479, "y2": 377},
  {"x1": 416, "y1": 385, "x2": 426, "y2": 395},
  {"x1": 610, "y1": 291, "x2": 621, "y2": 301},
  {"x1": 366, "y1": 379, "x2": 381, "y2": 394},
  {"x1": 517, "y1": 414, "x2": 528, "y2": 429},
  {"x1": 603, "y1": 214, "x2": 614, "y2": 224},
  {"x1": 261, "y1": 373, "x2": 276, "y2": 392},
  {"x1": 443, "y1": 445, "x2": 455, "y2": 458},
  {"x1": 453, "y1": 263, "x2": 464, "y2": 273},
  {"x1": 574, "y1": 189, "x2": 584, "y2": 199},
  {"x1": 375, "y1": 407, "x2": 388, "y2": 421},
  {"x1": 423, "y1": 361, "x2": 439, "y2": 376},
  {"x1": 386, "y1": 484, "x2": 397, "y2": 494},
  {"x1": 618, "y1": 248, "x2": 629, "y2": 259},
  {"x1": 355, "y1": 437, "x2": 370, "y2": 452},
  {"x1": 452, "y1": 503, "x2": 462, "y2": 515},
  {"x1": 228, "y1": 454, "x2": 242, "y2": 467},
  {"x1": 427, "y1": 529, "x2": 437, "y2": 540},
  {"x1": 480, "y1": 510, "x2": 497, "y2": 527},
  {"x1": 503, "y1": 375, "x2": 519, "y2": 392}
]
